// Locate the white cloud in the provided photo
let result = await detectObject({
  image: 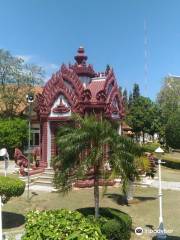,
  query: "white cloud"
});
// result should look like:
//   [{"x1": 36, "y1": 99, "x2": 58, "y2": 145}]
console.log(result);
[
  {"x1": 42, "y1": 63, "x2": 59, "y2": 77},
  {"x1": 47, "y1": 63, "x2": 59, "y2": 70}
]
